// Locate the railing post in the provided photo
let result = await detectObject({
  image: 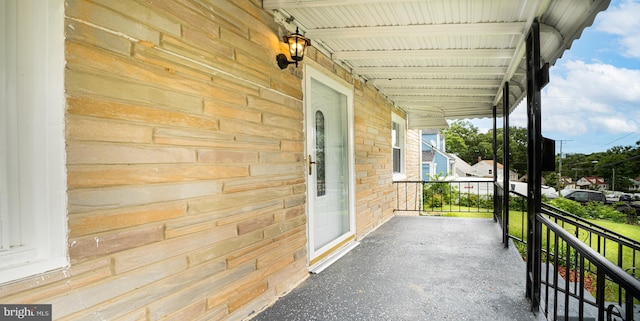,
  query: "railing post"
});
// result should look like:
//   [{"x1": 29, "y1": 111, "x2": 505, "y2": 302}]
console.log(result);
[
  {"x1": 502, "y1": 83, "x2": 510, "y2": 248},
  {"x1": 525, "y1": 19, "x2": 543, "y2": 312},
  {"x1": 492, "y1": 105, "x2": 498, "y2": 223}
]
